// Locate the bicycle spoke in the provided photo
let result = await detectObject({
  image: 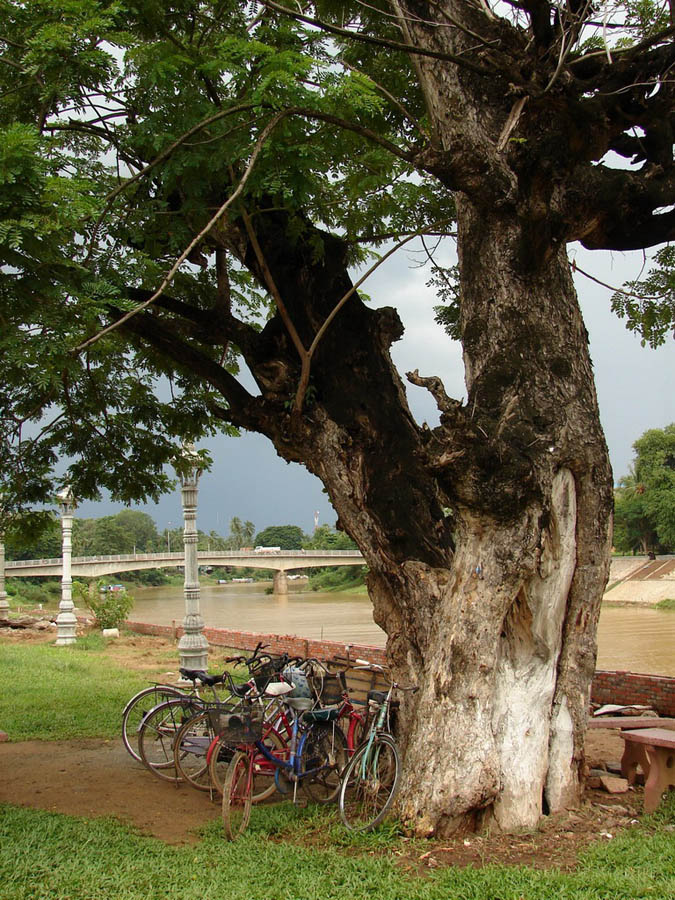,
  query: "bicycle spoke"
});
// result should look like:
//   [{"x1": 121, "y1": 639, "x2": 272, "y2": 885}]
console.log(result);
[{"x1": 222, "y1": 751, "x2": 253, "y2": 840}]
